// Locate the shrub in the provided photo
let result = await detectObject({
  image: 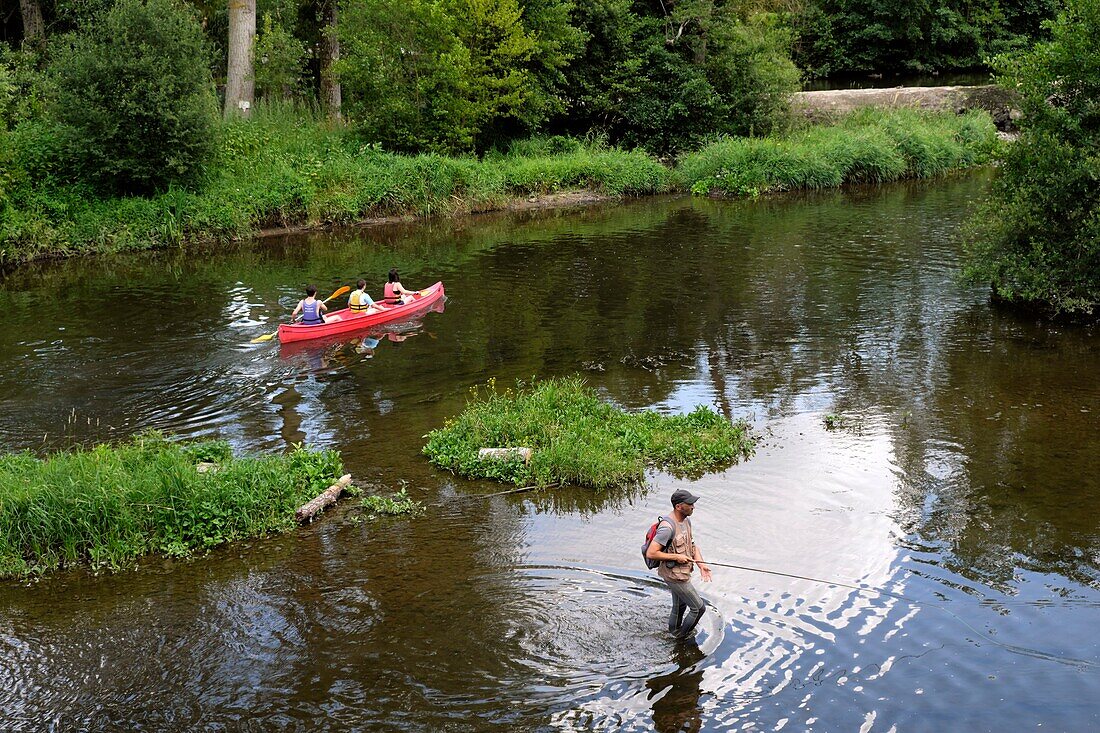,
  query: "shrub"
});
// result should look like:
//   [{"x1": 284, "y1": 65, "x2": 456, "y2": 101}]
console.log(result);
[
  {"x1": 50, "y1": 0, "x2": 218, "y2": 194},
  {"x1": 963, "y1": 0, "x2": 1100, "y2": 317}
]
